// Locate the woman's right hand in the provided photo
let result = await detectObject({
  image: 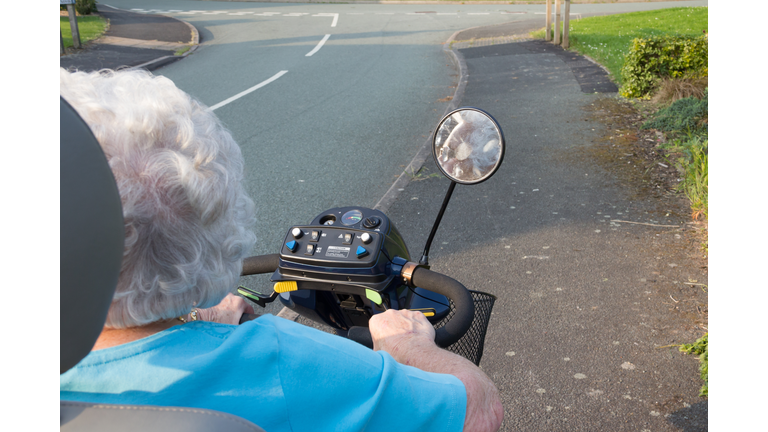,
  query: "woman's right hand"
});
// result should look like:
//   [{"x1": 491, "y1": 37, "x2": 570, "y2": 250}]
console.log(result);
[{"x1": 368, "y1": 309, "x2": 436, "y2": 359}]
